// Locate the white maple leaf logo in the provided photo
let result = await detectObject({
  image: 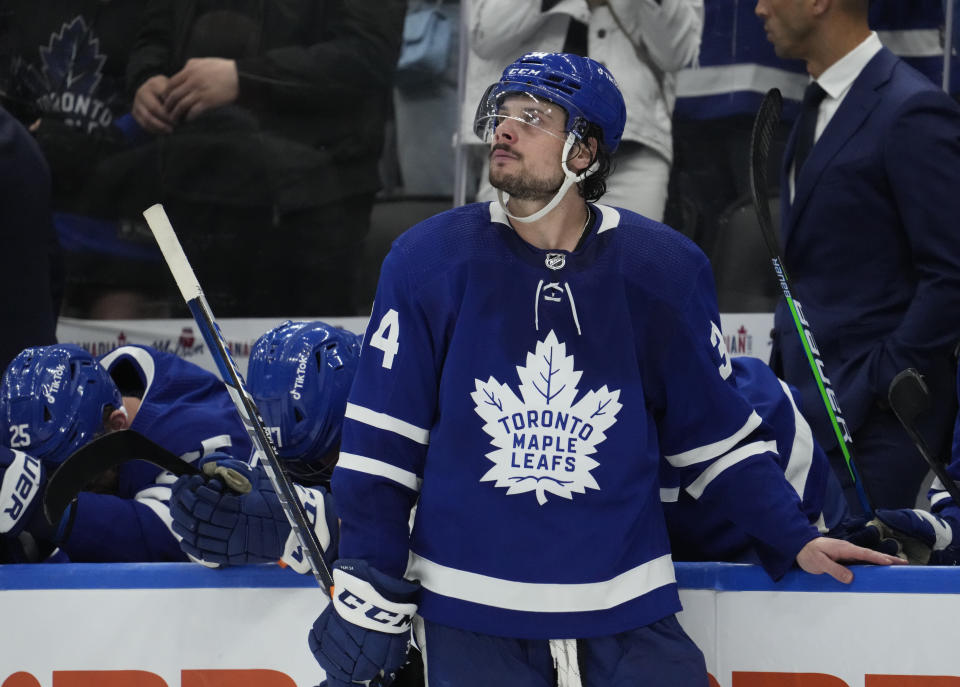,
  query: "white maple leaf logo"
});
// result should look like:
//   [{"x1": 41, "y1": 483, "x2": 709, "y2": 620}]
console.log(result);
[{"x1": 471, "y1": 331, "x2": 622, "y2": 505}]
